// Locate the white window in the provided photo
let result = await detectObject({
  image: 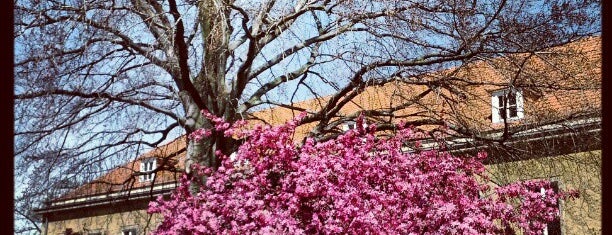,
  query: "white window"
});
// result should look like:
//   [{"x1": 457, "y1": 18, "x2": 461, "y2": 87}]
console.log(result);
[
  {"x1": 122, "y1": 228, "x2": 138, "y2": 235},
  {"x1": 139, "y1": 158, "x2": 156, "y2": 182},
  {"x1": 491, "y1": 88, "x2": 524, "y2": 123},
  {"x1": 341, "y1": 120, "x2": 367, "y2": 132},
  {"x1": 342, "y1": 121, "x2": 356, "y2": 132},
  {"x1": 540, "y1": 181, "x2": 561, "y2": 235}
]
